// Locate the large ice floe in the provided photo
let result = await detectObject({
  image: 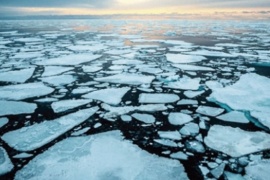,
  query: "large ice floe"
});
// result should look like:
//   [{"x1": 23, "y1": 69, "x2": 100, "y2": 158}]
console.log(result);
[
  {"x1": 36, "y1": 54, "x2": 102, "y2": 66},
  {"x1": 0, "y1": 100, "x2": 37, "y2": 116},
  {"x1": 82, "y1": 87, "x2": 130, "y2": 105},
  {"x1": 205, "y1": 125, "x2": 270, "y2": 157},
  {"x1": 245, "y1": 159, "x2": 270, "y2": 180},
  {"x1": 0, "y1": 68, "x2": 35, "y2": 83},
  {"x1": 208, "y1": 73, "x2": 270, "y2": 129},
  {"x1": 163, "y1": 76, "x2": 201, "y2": 90},
  {"x1": 0, "y1": 82, "x2": 54, "y2": 100},
  {"x1": 2, "y1": 107, "x2": 98, "y2": 151},
  {"x1": 0, "y1": 147, "x2": 14, "y2": 175},
  {"x1": 95, "y1": 73, "x2": 155, "y2": 85},
  {"x1": 15, "y1": 131, "x2": 188, "y2": 180}
]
